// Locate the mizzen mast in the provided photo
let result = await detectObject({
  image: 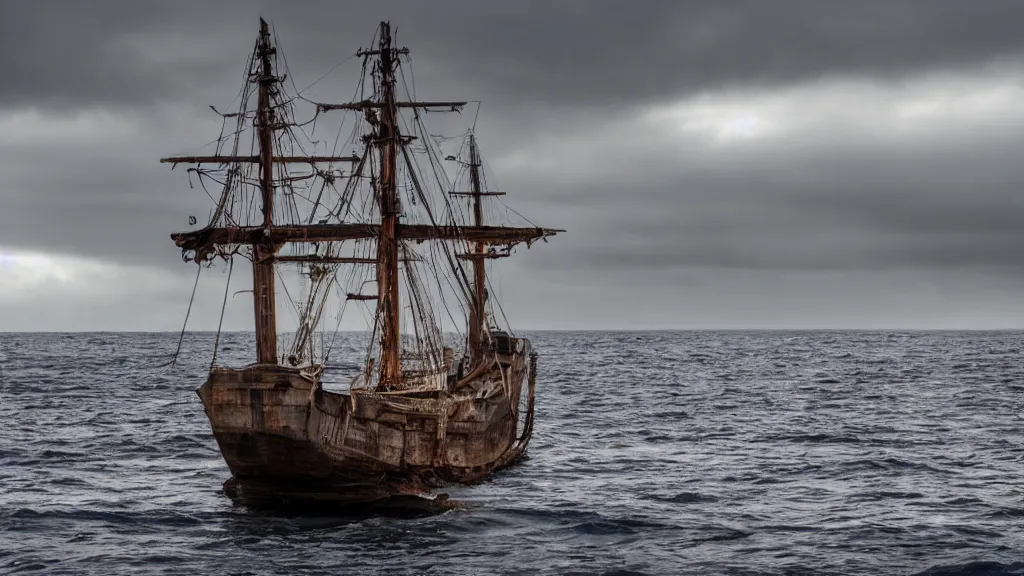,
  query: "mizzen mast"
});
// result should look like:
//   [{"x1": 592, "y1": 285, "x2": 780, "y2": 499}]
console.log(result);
[
  {"x1": 467, "y1": 135, "x2": 488, "y2": 364},
  {"x1": 253, "y1": 18, "x2": 279, "y2": 365}
]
